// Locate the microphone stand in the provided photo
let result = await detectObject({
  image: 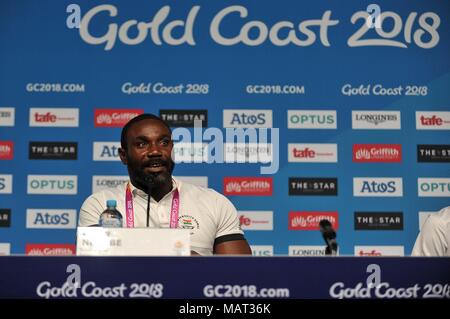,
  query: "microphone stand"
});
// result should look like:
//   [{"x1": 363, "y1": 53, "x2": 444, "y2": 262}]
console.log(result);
[
  {"x1": 146, "y1": 186, "x2": 151, "y2": 227},
  {"x1": 144, "y1": 175, "x2": 154, "y2": 228}
]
